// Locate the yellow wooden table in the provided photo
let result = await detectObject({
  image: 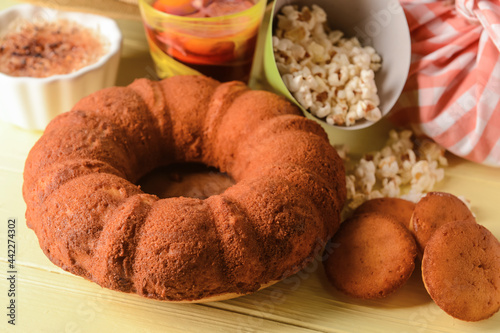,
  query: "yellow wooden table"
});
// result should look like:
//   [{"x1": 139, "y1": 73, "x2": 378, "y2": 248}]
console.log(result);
[{"x1": 1, "y1": 1, "x2": 500, "y2": 332}]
